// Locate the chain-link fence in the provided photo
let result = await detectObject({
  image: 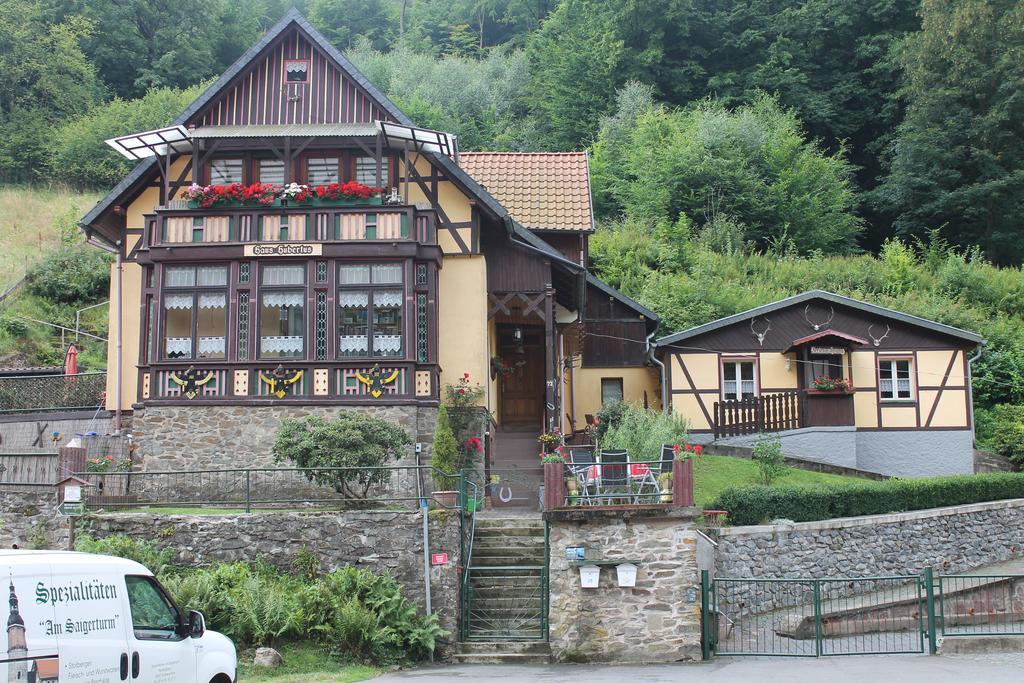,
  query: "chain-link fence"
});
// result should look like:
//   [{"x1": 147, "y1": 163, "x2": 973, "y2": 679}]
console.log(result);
[{"x1": 0, "y1": 372, "x2": 106, "y2": 414}]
